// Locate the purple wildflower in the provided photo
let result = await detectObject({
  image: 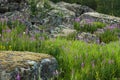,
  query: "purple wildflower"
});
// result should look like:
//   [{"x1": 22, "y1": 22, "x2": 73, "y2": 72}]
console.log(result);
[
  {"x1": 81, "y1": 62, "x2": 85, "y2": 68},
  {"x1": 39, "y1": 36, "x2": 45, "y2": 41},
  {"x1": 92, "y1": 63, "x2": 95, "y2": 68},
  {"x1": 91, "y1": 60, "x2": 95, "y2": 68},
  {"x1": 16, "y1": 73, "x2": 20, "y2": 80},
  {"x1": 96, "y1": 39, "x2": 100, "y2": 44},
  {"x1": 106, "y1": 24, "x2": 118, "y2": 30},
  {"x1": 108, "y1": 59, "x2": 114, "y2": 64},
  {"x1": 2, "y1": 29, "x2": 11, "y2": 33},
  {"x1": 75, "y1": 18, "x2": 80, "y2": 22},
  {"x1": 30, "y1": 36, "x2": 36, "y2": 41},
  {"x1": 0, "y1": 18, "x2": 5, "y2": 22},
  {"x1": 6, "y1": 29, "x2": 11, "y2": 33},
  {"x1": 4, "y1": 16, "x2": 8, "y2": 22},
  {"x1": 85, "y1": 19, "x2": 94, "y2": 24},
  {"x1": 2, "y1": 29, "x2": 5, "y2": 33},
  {"x1": 53, "y1": 70, "x2": 59, "y2": 76}
]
